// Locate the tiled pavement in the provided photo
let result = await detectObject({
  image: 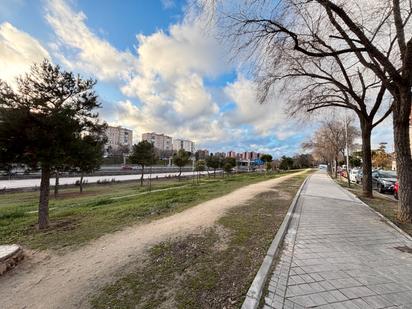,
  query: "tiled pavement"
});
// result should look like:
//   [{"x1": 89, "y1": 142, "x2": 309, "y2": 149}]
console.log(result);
[{"x1": 263, "y1": 172, "x2": 412, "y2": 309}]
